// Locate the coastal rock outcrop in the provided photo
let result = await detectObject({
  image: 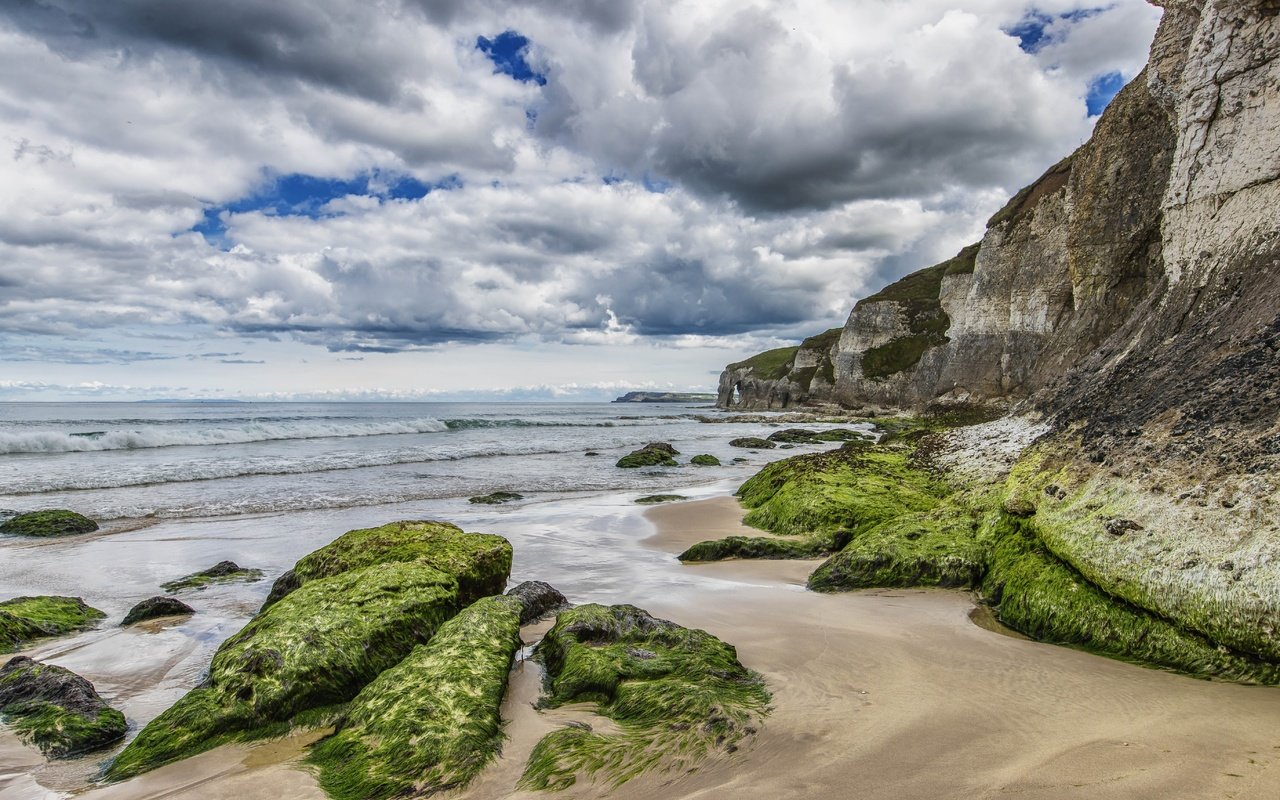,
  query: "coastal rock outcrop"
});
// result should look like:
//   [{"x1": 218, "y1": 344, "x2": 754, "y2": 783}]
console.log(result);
[
  {"x1": 0, "y1": 510, "x2": 97, "y2": 538},
  {"x1": 0, "y1": 596, "x2": 104, "y2": 653}
]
